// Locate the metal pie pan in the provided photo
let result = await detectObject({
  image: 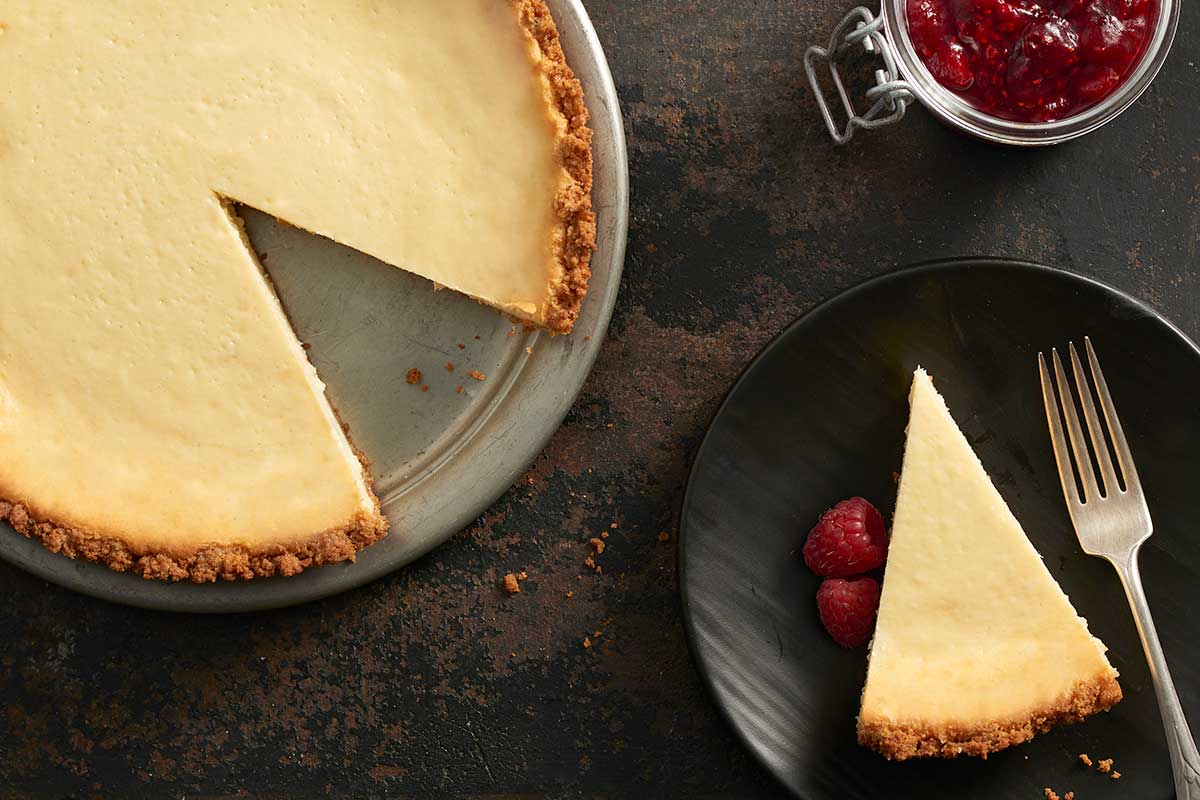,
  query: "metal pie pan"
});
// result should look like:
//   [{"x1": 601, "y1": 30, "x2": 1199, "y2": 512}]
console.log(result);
[{"x1": 0, "y1": 0, "x2": 628, "y2": 613}]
